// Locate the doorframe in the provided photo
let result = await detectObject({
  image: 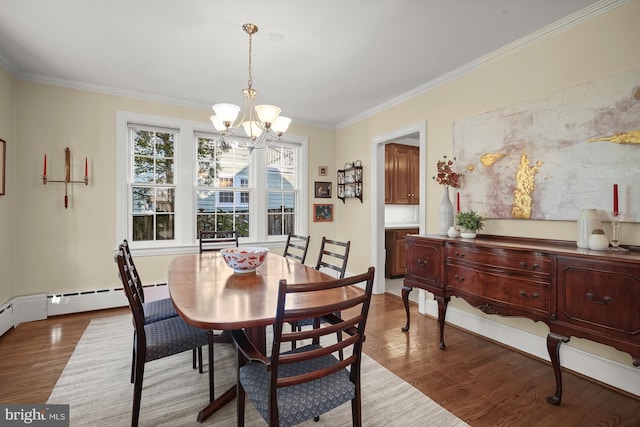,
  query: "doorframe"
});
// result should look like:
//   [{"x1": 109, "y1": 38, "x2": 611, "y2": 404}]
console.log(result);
[{"x1": 370, "y1": 122, "x2": 427, "y2": 295}]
